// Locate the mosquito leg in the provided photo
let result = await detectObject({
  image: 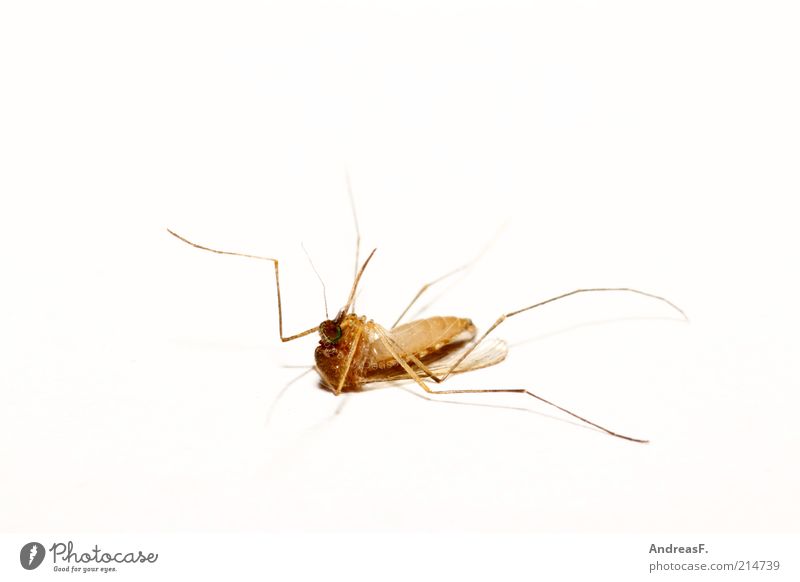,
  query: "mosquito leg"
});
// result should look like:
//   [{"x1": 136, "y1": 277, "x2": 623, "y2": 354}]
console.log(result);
[
  {"x1": 167, "y1": 229, "x2": 318, "y2": 342},
  {"x1": 341, "y1": 249, "x2": 377, "y2": 315},
  {"x1": 440, "y1": 288, "x2": 688, "y2": 382},
  {"x1": 391, "y1": 264, "x2": 472, "y2": 329},
  {"x1": 346, "y1": 169, "x2": 361, "y2": 298},
  {"x1": 391, "y1": 223, "x2": 505, "y2": 328},
  {"x1": 374, "y1": 327, "x2": 648, "y2": 443}
]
